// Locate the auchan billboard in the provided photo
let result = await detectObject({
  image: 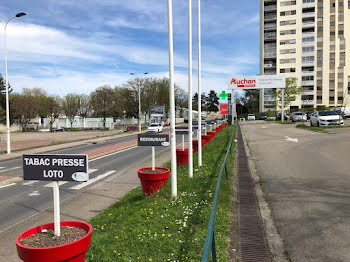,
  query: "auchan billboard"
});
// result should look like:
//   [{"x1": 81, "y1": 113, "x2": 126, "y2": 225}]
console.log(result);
[{"x1": 227, "y1": 75, "x2": 285, "y2": 89}]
